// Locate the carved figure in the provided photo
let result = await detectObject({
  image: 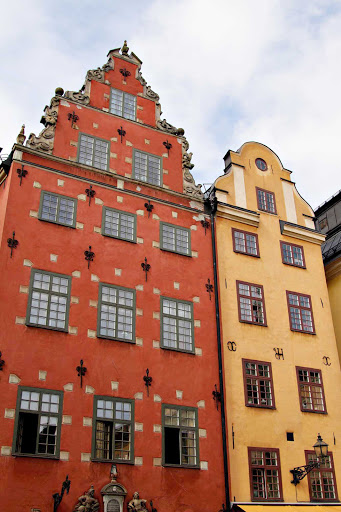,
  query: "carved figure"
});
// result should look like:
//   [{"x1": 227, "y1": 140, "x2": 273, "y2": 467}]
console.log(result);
[
  {"x1": 121, "y1": 40, "x2": 129, "y2": 56},
  {"x1": 127, "y1": 492, "x2": 147, "y2": 512},
  {"x1": 74, "y1": 485, "x2": 99, "y2": 512},
  {"x1": 16, "y1": 125, "x2": 26, "y2": 145}
]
